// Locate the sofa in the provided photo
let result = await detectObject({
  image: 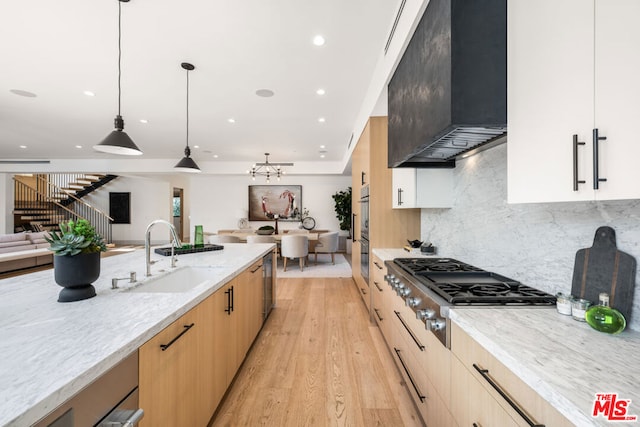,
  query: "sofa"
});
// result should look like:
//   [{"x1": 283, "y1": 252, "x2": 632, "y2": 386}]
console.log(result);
[{"x1": 0, "y1": 232, "x2": 52, "y2": 273}]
